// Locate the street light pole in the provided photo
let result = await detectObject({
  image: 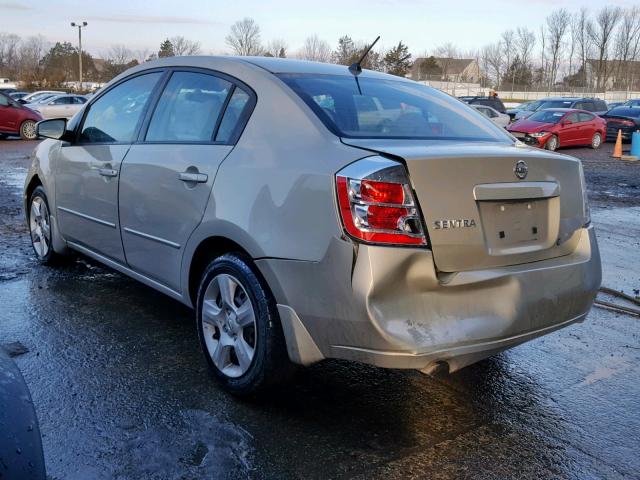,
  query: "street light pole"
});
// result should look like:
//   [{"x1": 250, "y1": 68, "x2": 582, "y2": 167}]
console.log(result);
[{"x1": 70, "y1": 21, "x2": 87, "y2": 91}]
